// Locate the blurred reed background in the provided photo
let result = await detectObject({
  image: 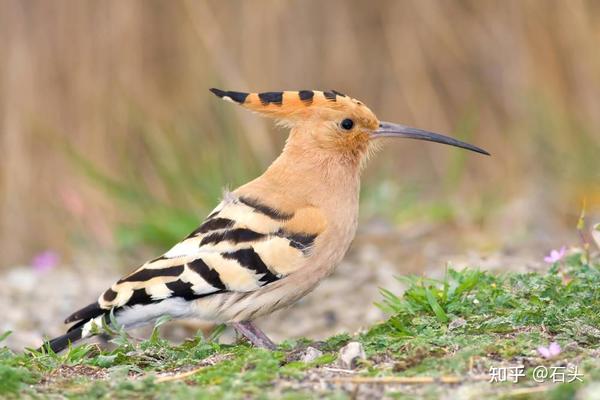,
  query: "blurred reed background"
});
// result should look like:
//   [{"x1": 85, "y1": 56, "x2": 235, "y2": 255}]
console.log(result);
[{"x1": 1, "y1": 0, "x2": 599, "y2": 269}]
